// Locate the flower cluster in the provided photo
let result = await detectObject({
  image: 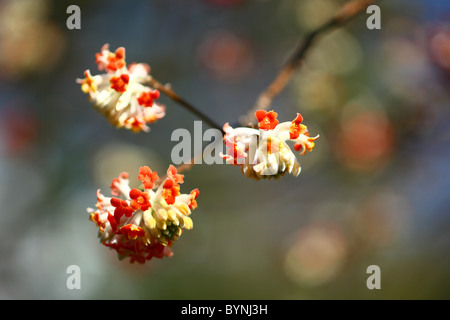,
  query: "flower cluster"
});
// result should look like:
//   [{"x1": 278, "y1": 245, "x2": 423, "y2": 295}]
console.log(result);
[
  {"x1": 88, "y1": 165, "x2": 199, "y2": 263},
  {"x1": 221, "y1": 110, "x2": 319, "y2": 180},
  {"x1": 77, "y1": 44, "x2": 165, "y2": 132},
  {"x1": 79, "y1": 45, "x2": 320, "y2": 265}
]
